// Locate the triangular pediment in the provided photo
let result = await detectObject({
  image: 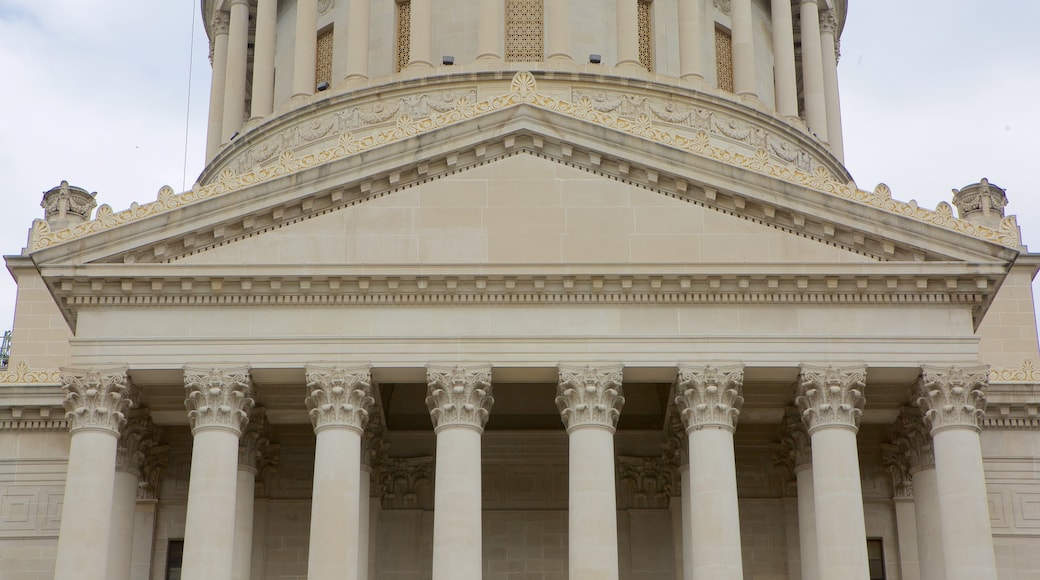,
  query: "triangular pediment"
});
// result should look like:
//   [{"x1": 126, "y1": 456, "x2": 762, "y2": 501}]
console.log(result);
[{"x1": 169, "y1": 154, "x2": 875, "y2": 267}]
